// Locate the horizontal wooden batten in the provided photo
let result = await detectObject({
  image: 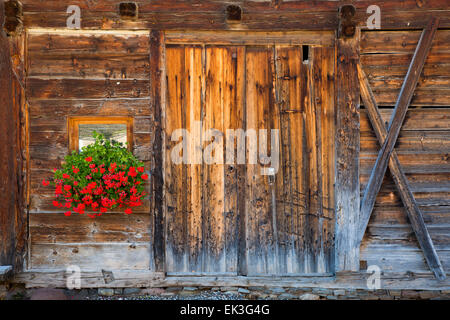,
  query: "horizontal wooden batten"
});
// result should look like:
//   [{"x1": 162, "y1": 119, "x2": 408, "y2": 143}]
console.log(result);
[
  {"x1": 360, "y1": 154, "x2": 450, "y2": 174},
  {"x1": 18, "y1": 8, "x2": 450, "y2": 30},
  {"x1": 30, "y1": 212, "x2": 151, "y2": 243},
  {"x1": 360, "y1": 244, "x2": 450, "y2": 274},
  {"x1": 164, "y1": 31, "x2": 335, "y2": 46},
  {"x1": 29, "y1": 243, "x2": 152, "y2": 270},
  {"x1": 28, "y1": 53, "x2": 150, "y2": 80},
  {"x1": 29, "y1": 99, "x2": 152, "y2": 118},
  {"x1": 361, "y1": 30, "x2": 450, "y2": 54},
  {"x1": 13, "y1": 271, "x2": 450, "y2": 290},
  {"x1": 26, "y1": 79, "x2": 150, "y2": 99},
  {"x1": 360, "y1": 108, "x2": 450, "y2": 132},
  {"x1": 368, "y1": 205, "x2": 450, "y2": 226},
  {"x1": 361, "y1": 130, "x2": 450, "y2": 154},
  {"x1": 19, "y1": 0, "x2": 450, "y2": 13},
  {"x1": 360, "y1": 173, "x2": 450, "y2": 193},
  {"x1": 28, "y1": 31, "x2": 150, "y2": 54}
]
